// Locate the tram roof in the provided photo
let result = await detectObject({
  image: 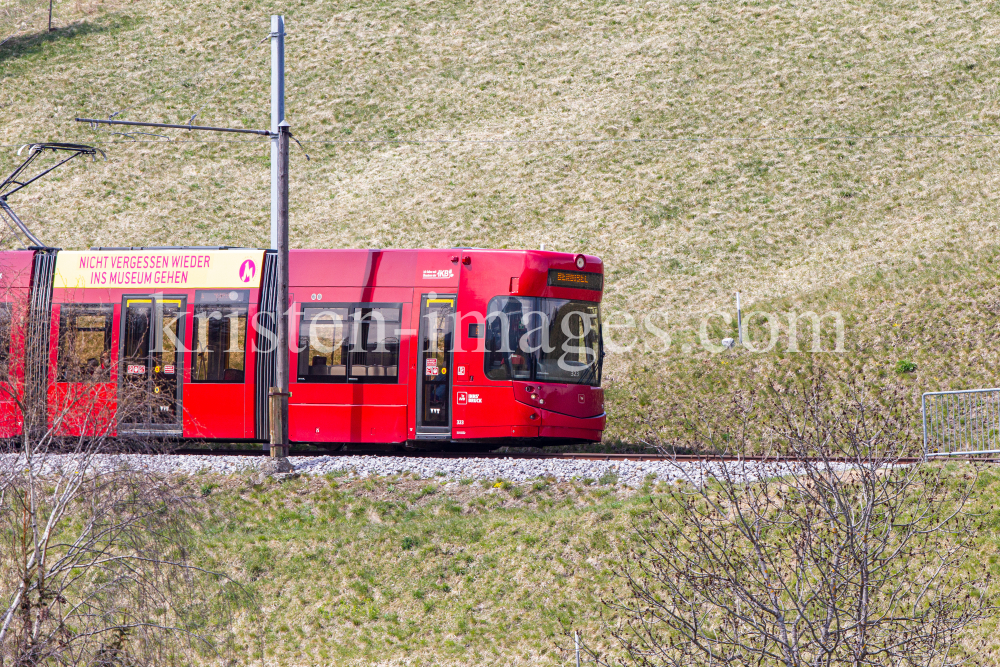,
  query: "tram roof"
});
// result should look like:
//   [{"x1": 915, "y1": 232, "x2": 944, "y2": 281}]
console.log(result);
[{"x1": 24, "y1": 247, "x2": 602, "y2": 293}]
